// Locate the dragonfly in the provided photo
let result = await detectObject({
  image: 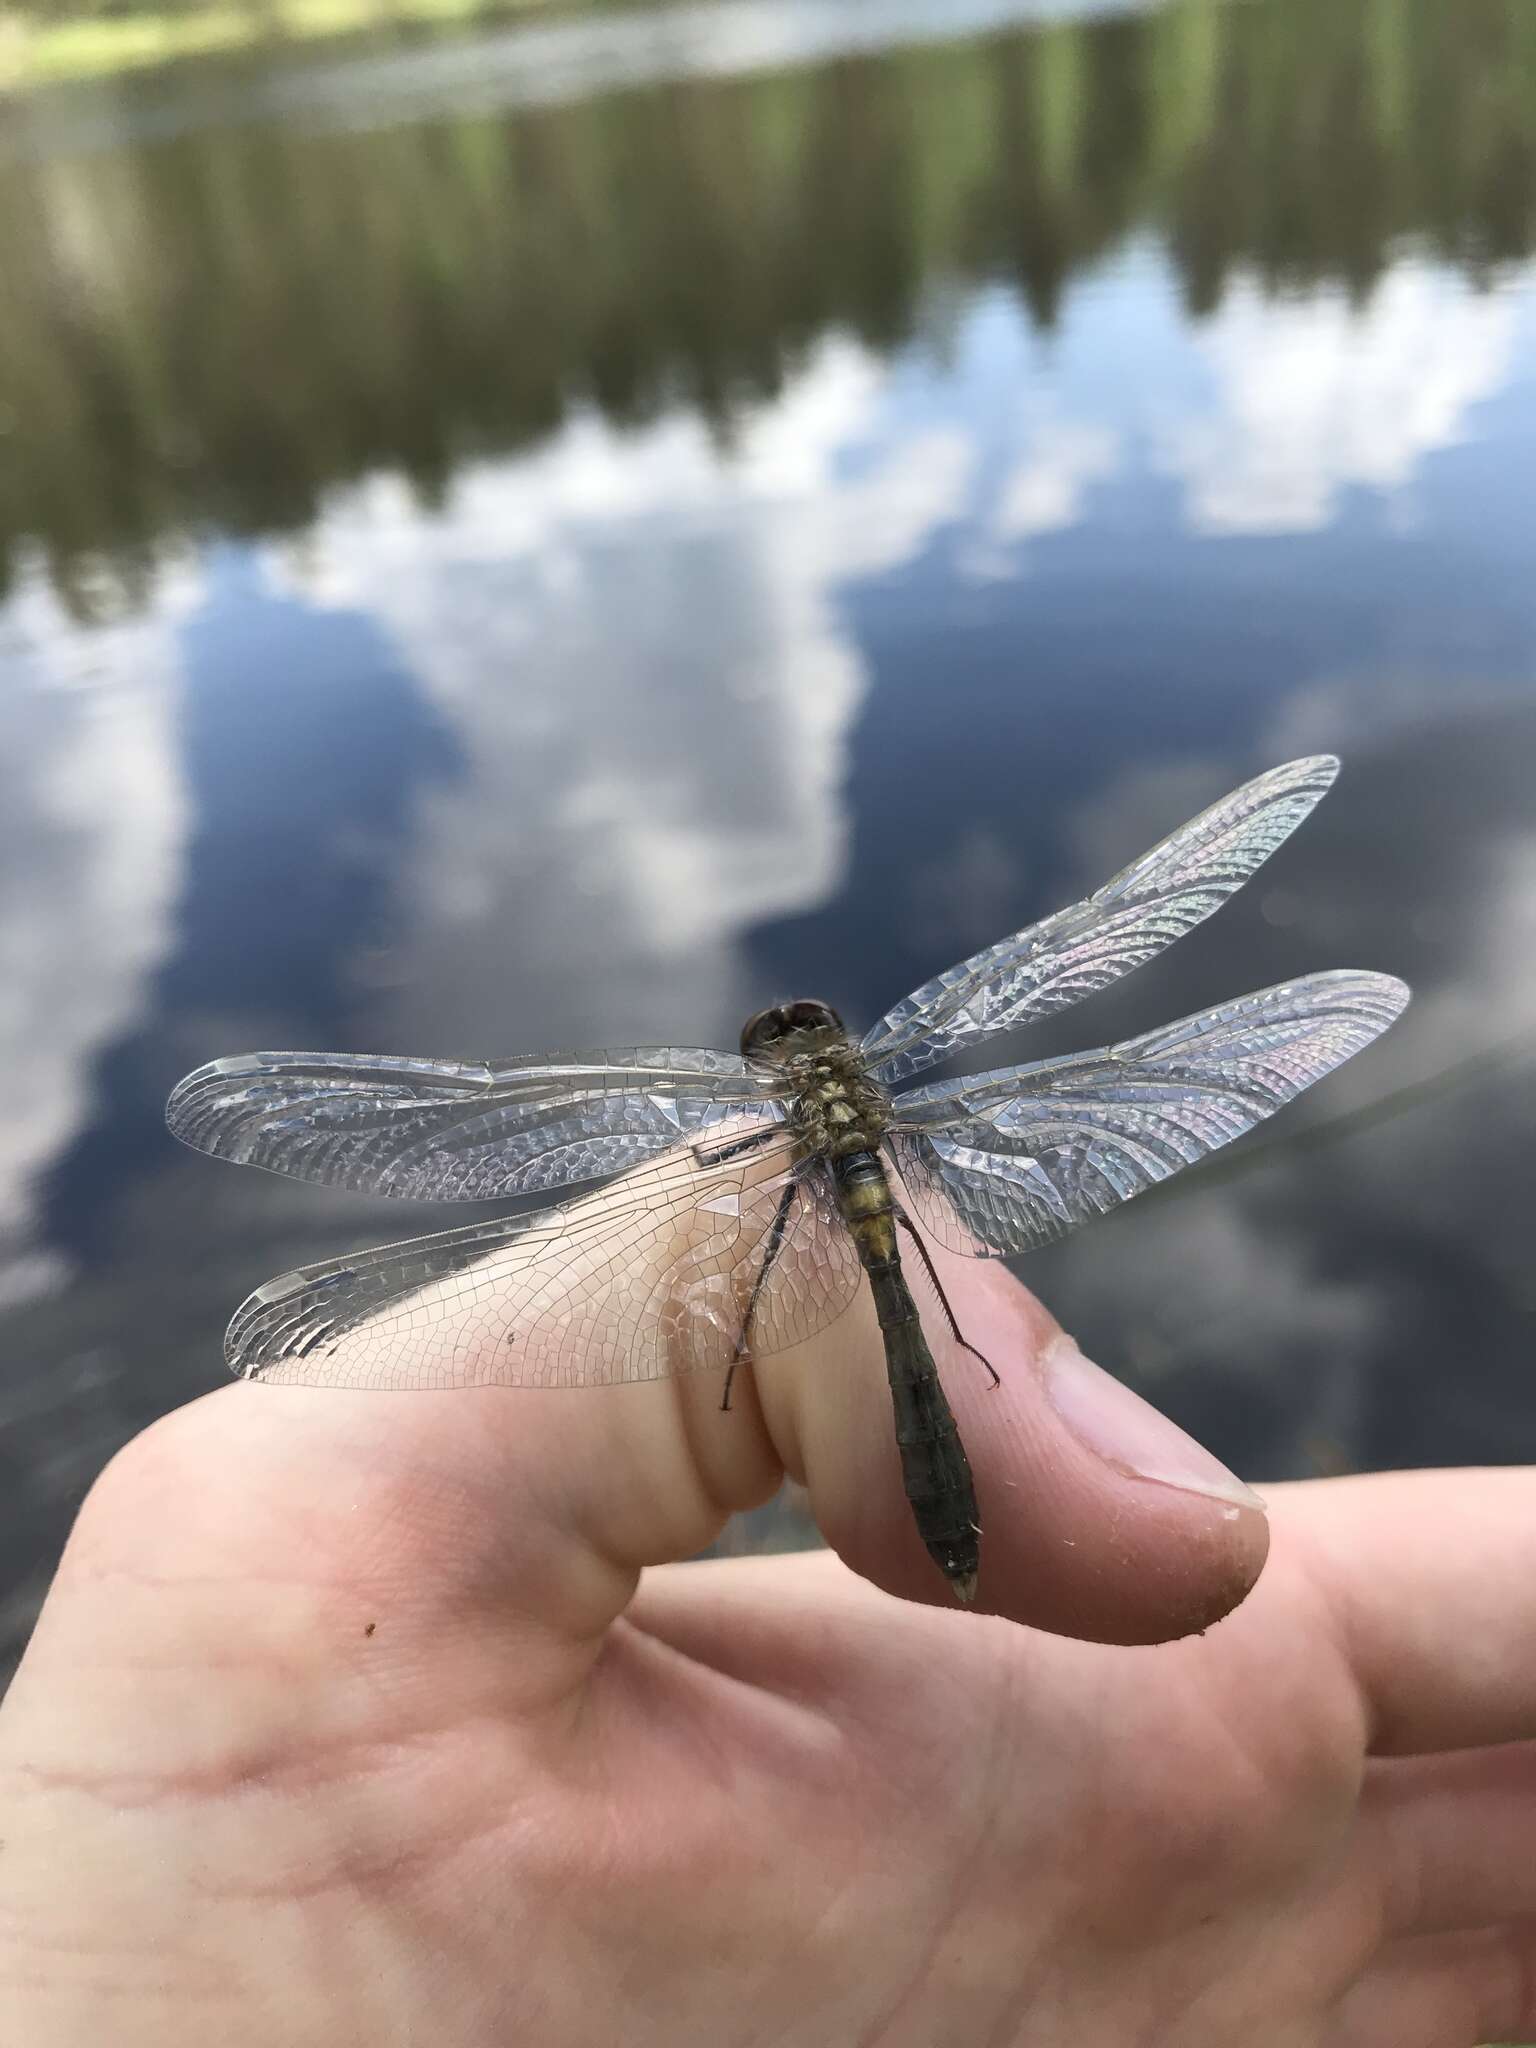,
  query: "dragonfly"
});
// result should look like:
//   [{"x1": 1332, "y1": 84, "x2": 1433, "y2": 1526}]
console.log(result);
[{"x1": 167, "y1": 755, "x2": 1407, "y2": 1604}]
